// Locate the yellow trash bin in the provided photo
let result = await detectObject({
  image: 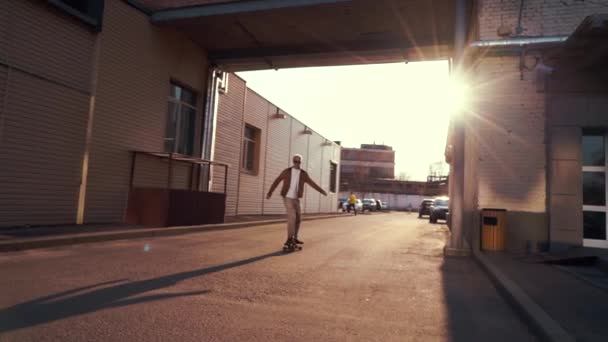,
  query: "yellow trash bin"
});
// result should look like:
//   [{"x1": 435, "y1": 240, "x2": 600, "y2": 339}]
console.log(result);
[{"x1": 481, "y1": 209, "x2": 506, "y2": 251}]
